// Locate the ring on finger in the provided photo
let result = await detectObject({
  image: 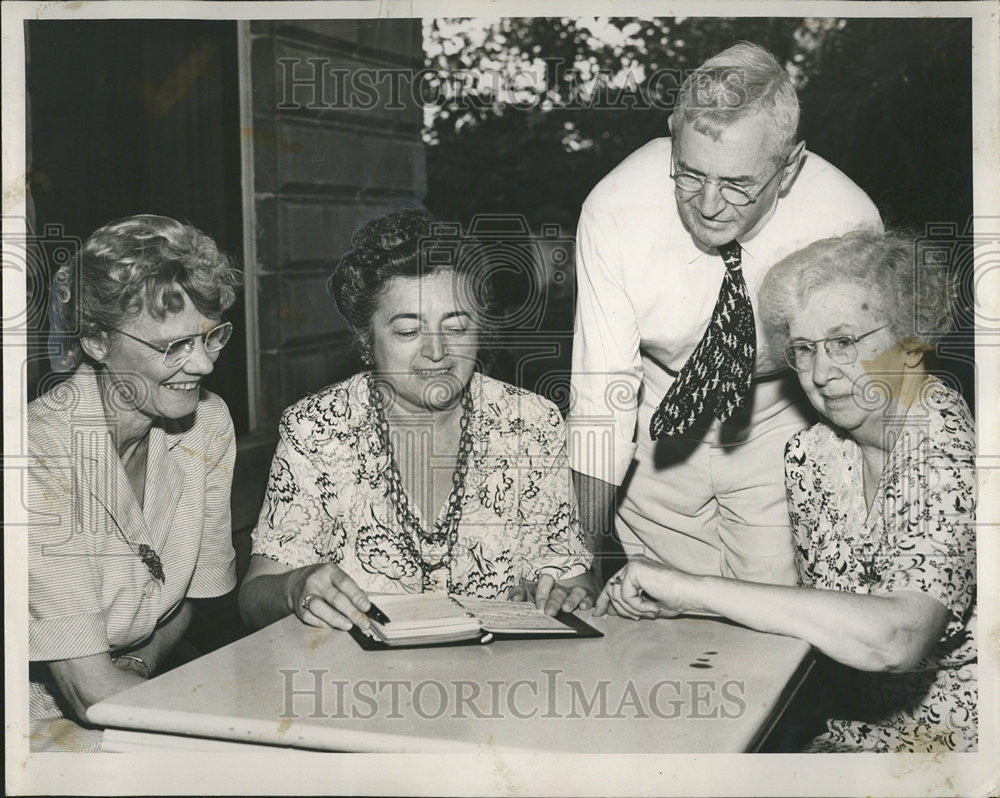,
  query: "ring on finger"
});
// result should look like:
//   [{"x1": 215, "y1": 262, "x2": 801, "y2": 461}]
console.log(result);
[{"x1": 300, "y1": 592, "x2": 319, "y2": 614}]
